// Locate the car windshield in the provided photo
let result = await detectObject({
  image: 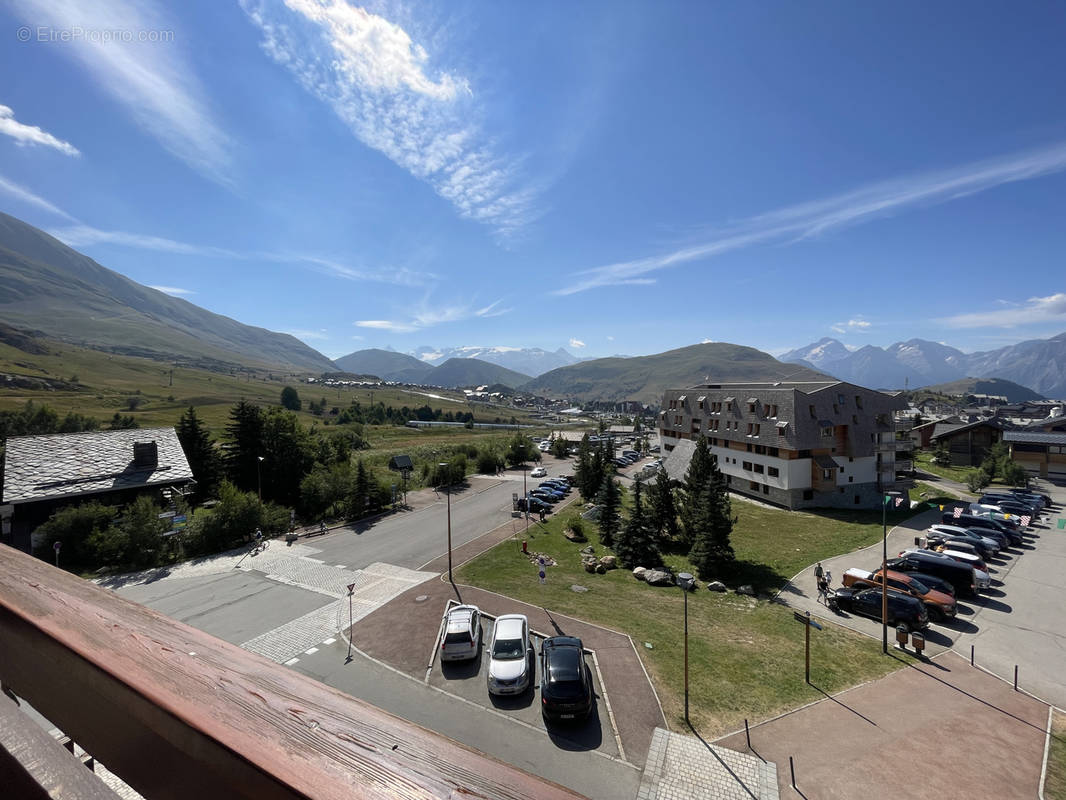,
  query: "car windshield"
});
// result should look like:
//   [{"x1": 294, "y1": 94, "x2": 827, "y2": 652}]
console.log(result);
[
  {"x1": 908, "y1": 577, "x2": 929, "y2": 594},
  {"x1": 492, "y1": 638, "x2": 525, "y2": 659}
]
